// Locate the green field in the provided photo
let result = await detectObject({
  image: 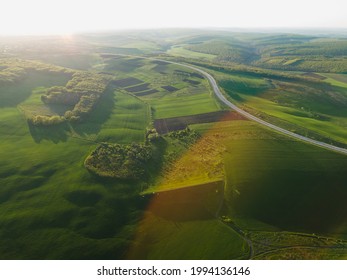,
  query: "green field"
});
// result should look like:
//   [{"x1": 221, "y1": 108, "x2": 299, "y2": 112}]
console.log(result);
[
  {"x1": 1, "y1": 72, "x2": 70, "y2": 108},
  {"x1": 192, "y1": 120, "x2": 347, "y2": 234},
  {"x1": 149, "y1": 92, "x2": 220, "y2": 119},
  {"x1": 76, "y1": 91, "x2": 150, "y2": 143},
  {"x1": 167, "y1": 45, "x2": 216, "y2": 60},
  {"x1": 2, "y1": 30, "x2": 347, "y2": 260},
  {"x1": 101, "y1": 56, "x2": 222, "y2": 119},
  {"x1": 321, "y1": 73, "x2": 347, "y2": 88},
  {"x1": 0, "y1": 69, "x2": 152, "y2": 258},
  {"x1": 190, "y1": 120, "x2": 347, "y2": 258},
  {"x1": 128, "y1": 215, "x2": 249, "y2": 259},
  {"x1": 211, "y1": 70, "x2": 347, "y2": 145},
  {"x1": 0, "y1": 54, "x2": 225, "y2": 259},
  {"x1": 128, "y1": 180, "x2": 249, "y2": 259},
  {"x1": 38, "y1": 53, "x2": 104, "y2": 71}
]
